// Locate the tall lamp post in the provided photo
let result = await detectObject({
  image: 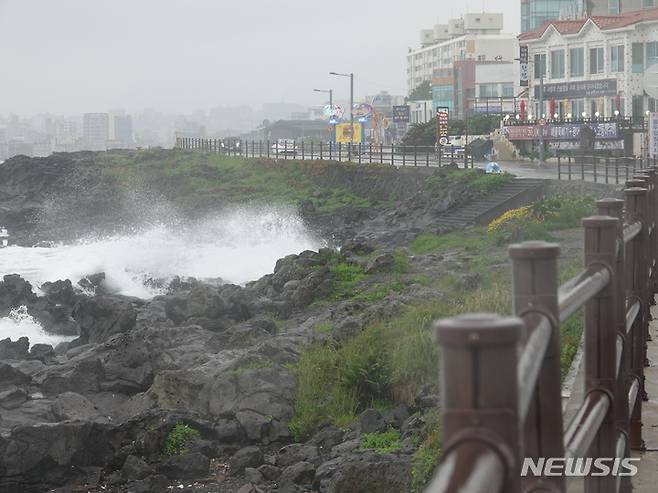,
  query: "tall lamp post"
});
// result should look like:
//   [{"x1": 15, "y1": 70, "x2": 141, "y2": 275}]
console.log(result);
[
  {"x1": 330, "y1": 72, "x2": 355, "y2": 151},
  {"x1": 314, "y1": 88, "x2": 334, "y2": 143}
]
